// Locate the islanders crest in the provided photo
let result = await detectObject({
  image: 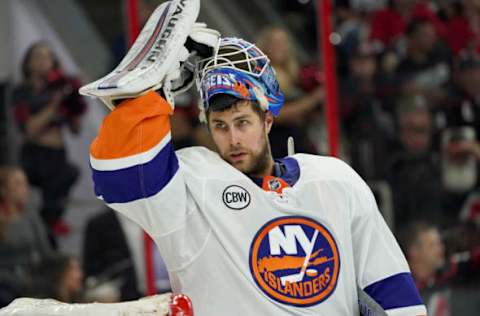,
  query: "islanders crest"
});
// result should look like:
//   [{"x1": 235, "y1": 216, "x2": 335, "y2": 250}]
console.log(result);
[{"x1": 249, "y1": 216, "x2": 340, "y2": 307}]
